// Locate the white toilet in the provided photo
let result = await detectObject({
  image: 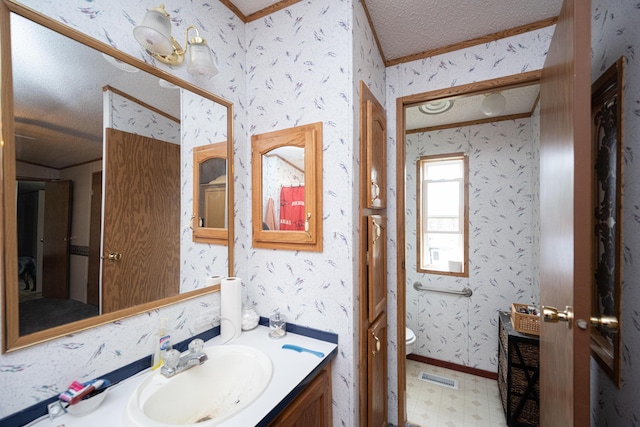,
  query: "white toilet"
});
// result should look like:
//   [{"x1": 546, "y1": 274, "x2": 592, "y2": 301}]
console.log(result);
[{"x1": 406, "y1": 327, "x2": 416, "y2": 355}]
